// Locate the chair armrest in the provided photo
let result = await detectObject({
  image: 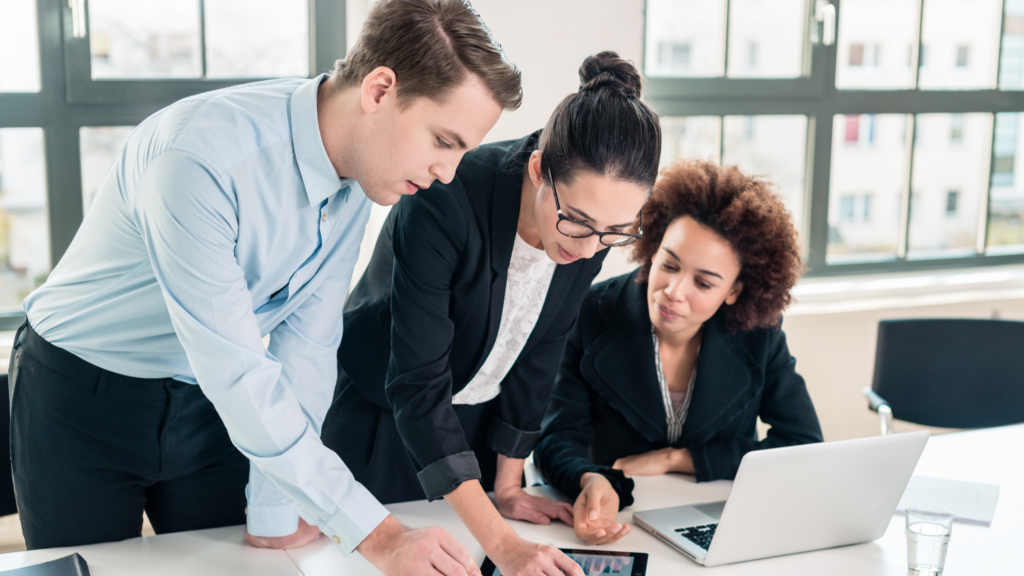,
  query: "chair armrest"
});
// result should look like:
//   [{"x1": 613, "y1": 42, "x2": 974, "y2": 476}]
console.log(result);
[{"x1": 863, "y1": 387, "x2": 890, "y2": 413}]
